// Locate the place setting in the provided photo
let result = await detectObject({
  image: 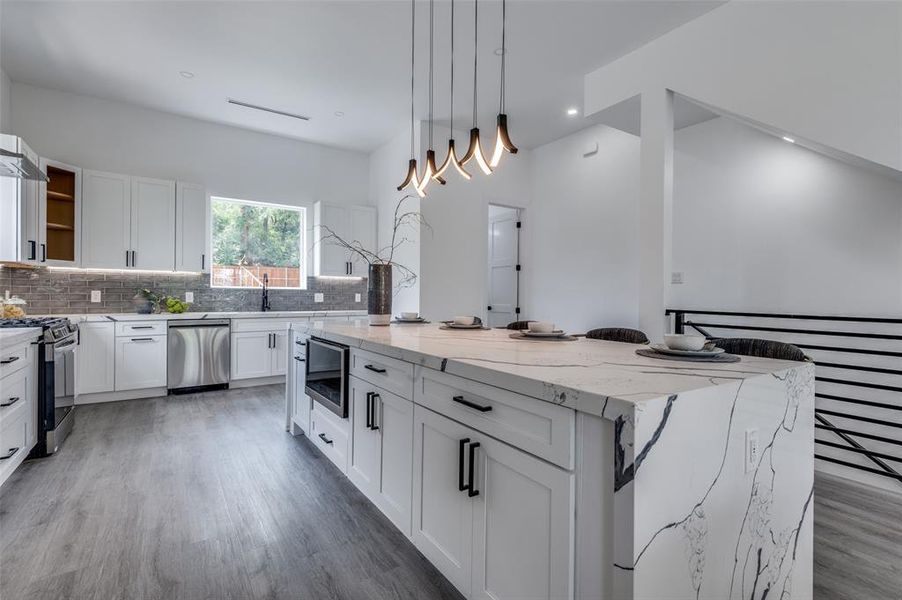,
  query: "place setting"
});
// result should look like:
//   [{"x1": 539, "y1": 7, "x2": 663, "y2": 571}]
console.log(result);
[
  {"x1": 439, "y1": 316, "x2": 491, "y2": 330},
  {"x1": 636, "y1": 334, "x2": 741, "y2": 363},
  {"x1": 392, "y1": 311, "x2": 430, "y2": 324},
  {"x1": 509, "y1": 321, "x2": 577, "y2": 342}
]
